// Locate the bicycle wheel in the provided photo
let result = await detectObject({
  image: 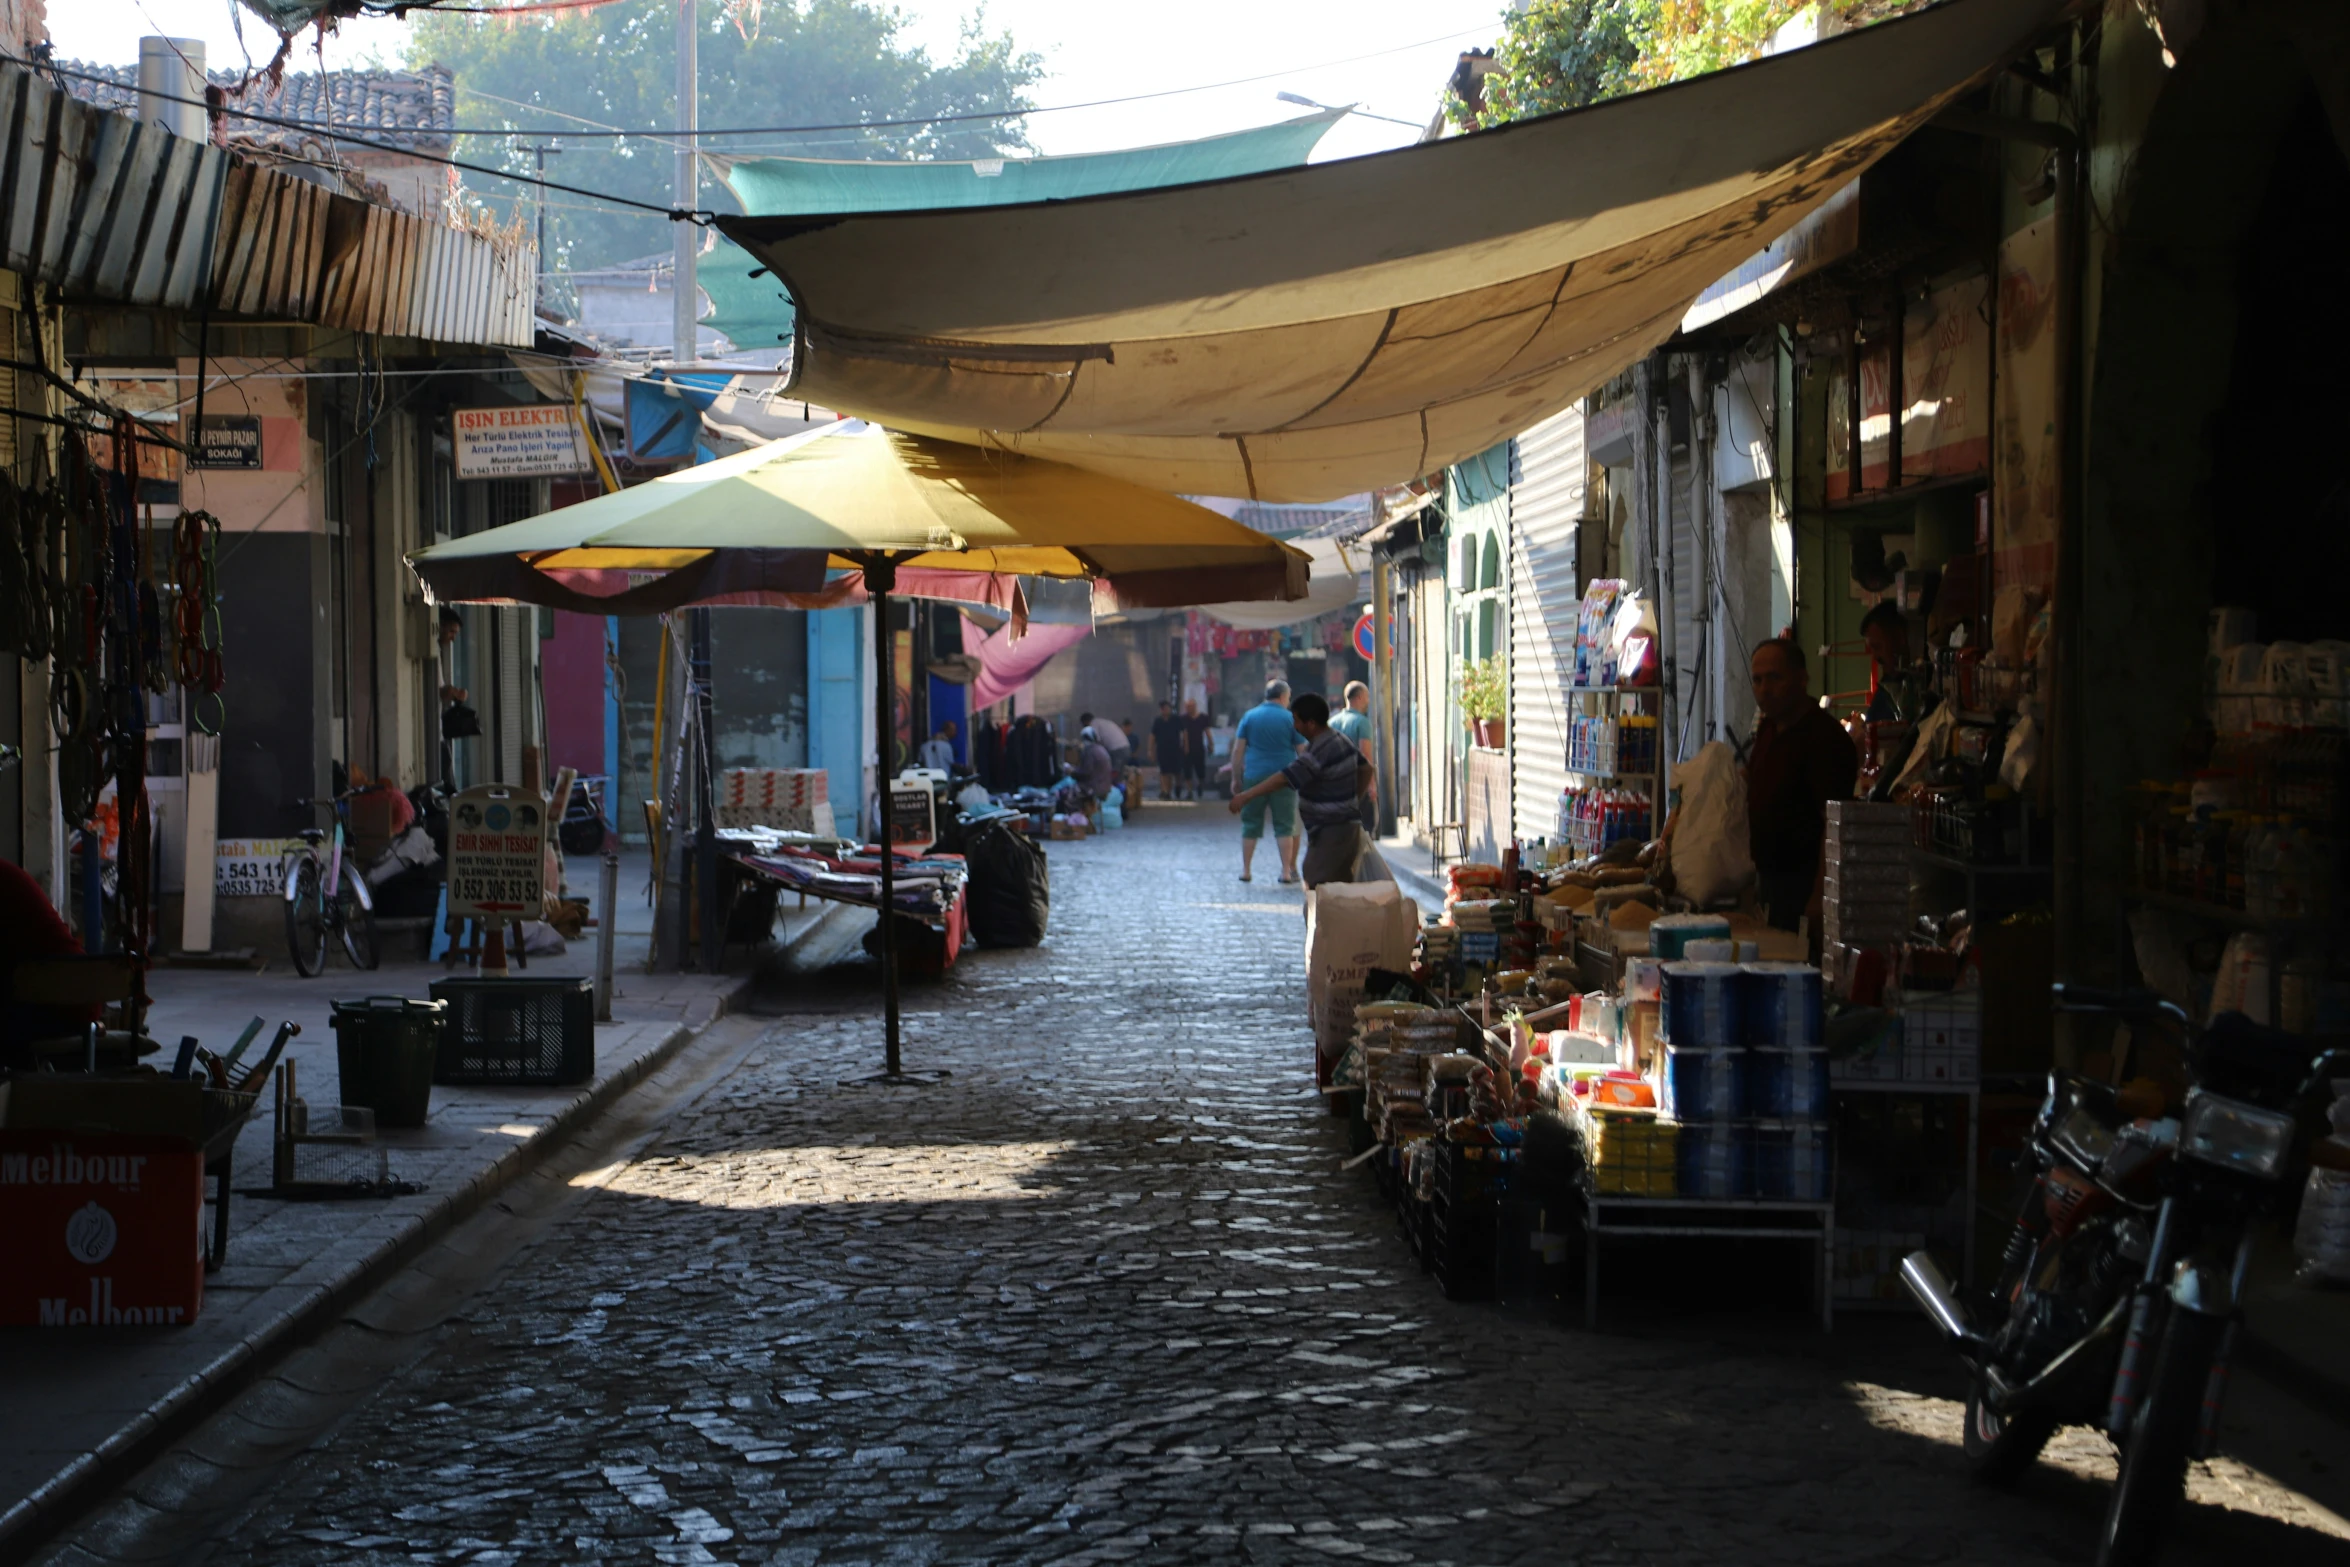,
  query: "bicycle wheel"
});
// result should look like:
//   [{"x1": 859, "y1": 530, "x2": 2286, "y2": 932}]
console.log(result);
[
  {"x1": 285, "y1": 860, "x2": 328, "y2": 978},
  {"x1": 335, "y1": 860, "x2": 380, "y2": 971}
]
